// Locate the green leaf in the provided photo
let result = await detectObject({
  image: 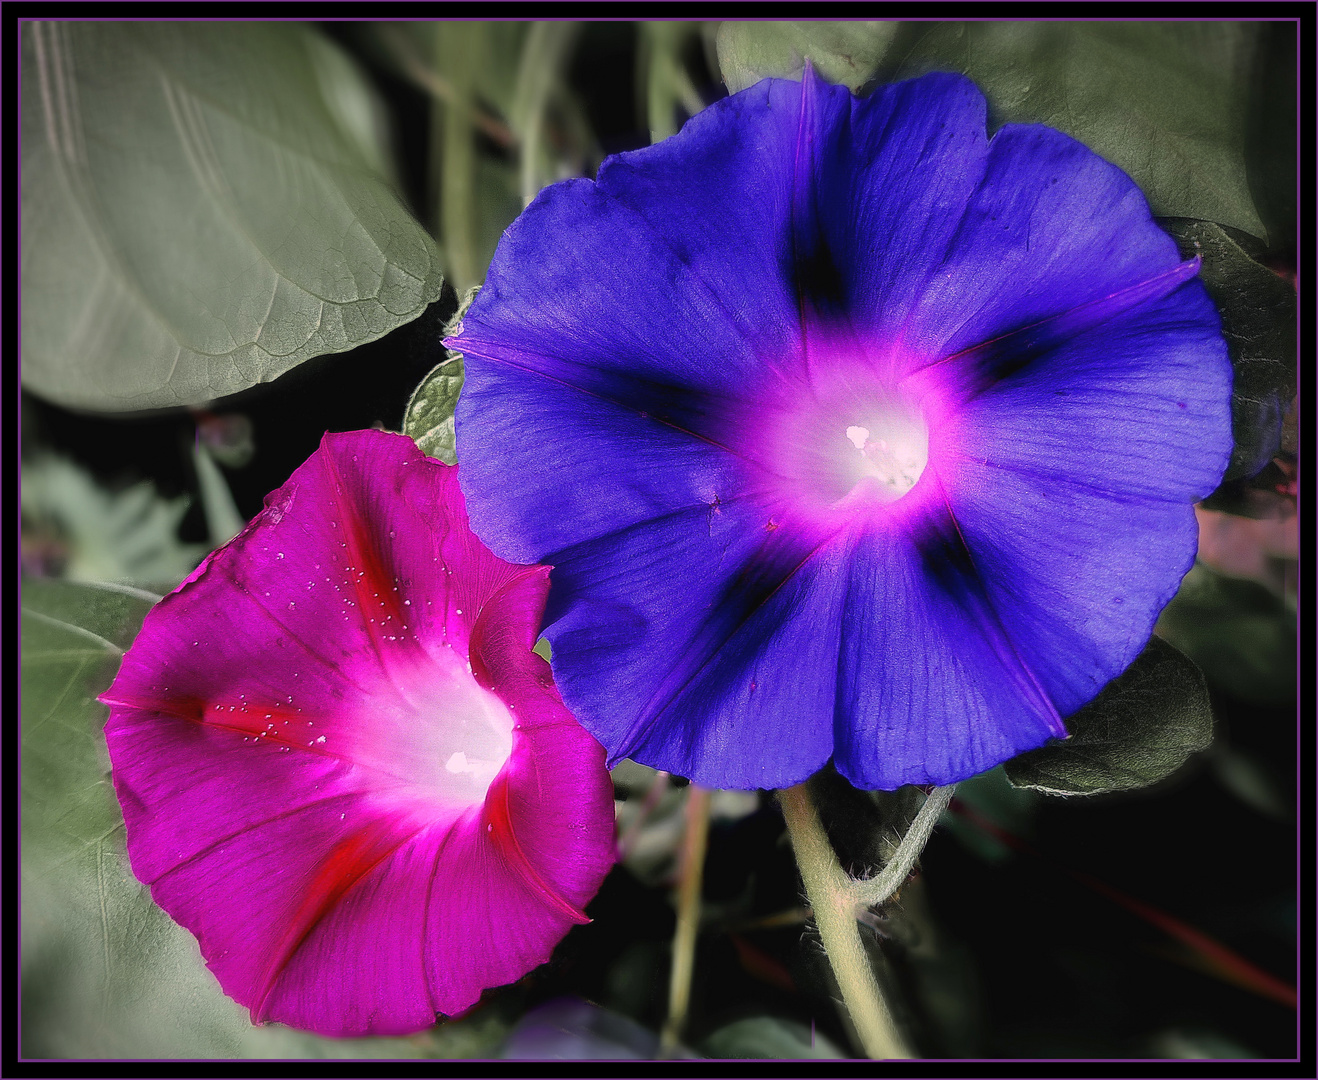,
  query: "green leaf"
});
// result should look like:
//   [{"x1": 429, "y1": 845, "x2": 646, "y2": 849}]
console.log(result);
[
  {"x1": 403, "y1": 355, "x2": 464, "y2": 465},
  {"x1": 939, "y1": 766, "x2": 1037, "y2": 864},
  {"x1": 1155, "y1": 562, "x2": 1296, "y2": 704},
  {"x1": 21, "y1": 21, "x2": 443, "y2": 412},
  {"x1": 19, "y1": 578, "x2": 500, "y2": 1058},
  {"x1": 884, "y1": 22, "x2": 1266, "y2": 238},
  {"x1": 21, "y1": 578, "x2": 158, "y2": 862},
  {"x1": 1160, "y1": 219, "x2": 1296, "y2": 482},
  {"x1": 700, "y1": 1016, "x2": 847, "y2": 1059},
  {"x1": 716, "y1": 21, "x2": 898, "y2": 93},
  {"x1": 1004, "y1": 637, "x2": 1213, "y2": 796},
  {"x1": 1242, "y1": 23, "x2": 1296, "y2": 254}
]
